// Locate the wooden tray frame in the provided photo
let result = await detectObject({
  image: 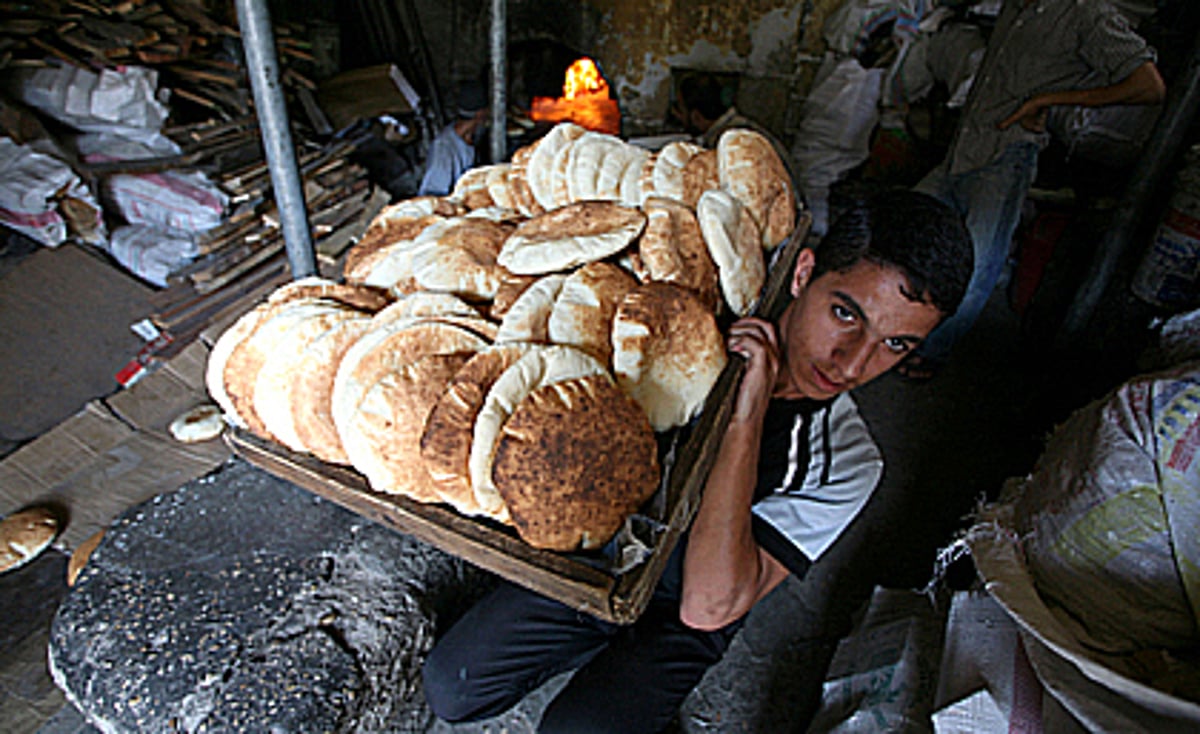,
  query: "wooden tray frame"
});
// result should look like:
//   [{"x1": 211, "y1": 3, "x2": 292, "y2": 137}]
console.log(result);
[{"x1": 229, "y1": 211, "x2": 811, "y2": 624}]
